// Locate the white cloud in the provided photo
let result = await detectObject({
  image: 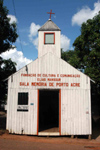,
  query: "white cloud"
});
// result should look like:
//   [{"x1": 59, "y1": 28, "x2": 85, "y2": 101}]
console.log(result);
[
  {"x1": 29, "y1": 22, "x2": 40, "y2": 49},
  {"x1": 61, "y1": 34, "x2": 70, "y2": 51},
  {"x1": 33, "y1": 37, "x2": 38, "y2": 49},
  {"x1": 7, "y1": 15, "x2": 17, "y2": 24},
  {"x1": 72, "y1": 1, "x2": 100, "y2": 26},
  {"x1": 0, "y1": 48, "x2": 32, "y2": 70},
  {"x1": 29, "y1": 22, "x2": 40, "y2": 39}
]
